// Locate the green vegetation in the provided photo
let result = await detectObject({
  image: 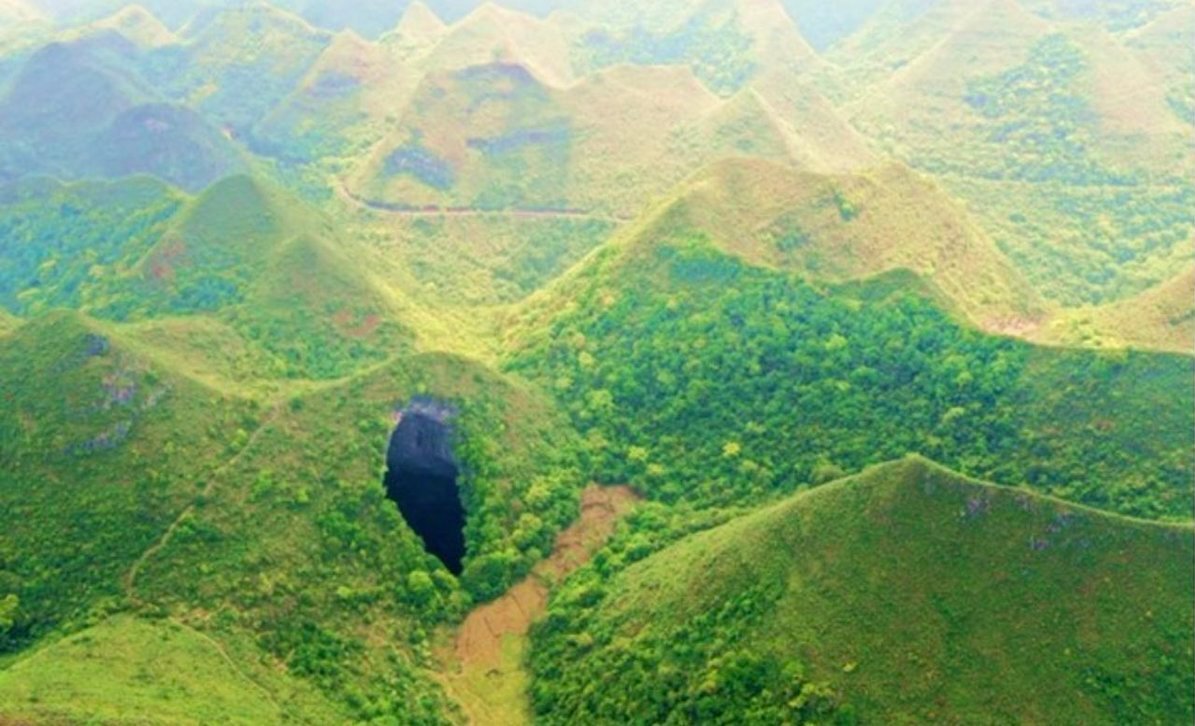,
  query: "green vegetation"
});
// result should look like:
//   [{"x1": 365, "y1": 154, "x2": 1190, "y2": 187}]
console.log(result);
[
  {"x1": 531, "y1": 457, "x2": 1195, "y2": 723},
  {"x1": 384, "y1": 215, "x2": 617, "y2": 305},
  {"x1": 949, "y1": 176, "x2": 1194, "y2": 306},
  {"x1": 0, "y1": 177, "x2": 182, "y2": 315},
  {"x1": 0, "y1": 312, "x2": 252, "y2": 652},
  {"x1": 0, "y1": 312, "x2": 589, "y2": 721},
  {"x1": 0, "y1": 616, "x2": 344, "y2": 723},
  {"x1": 947, "y1": 34, "x2": 1195, "y2": 305},
  {"x1": 122, "y1": 352, "x2": 587, "y2": 719},
  {"x1": 1, "y1": 175, "x2": 415, "y2": 381},
  {"x1": 962, "y1": 35, "x2": 1107, "y2": 185},
  {"x1": 575, "y1": 8, "x2": 758, "y2": 96},
  {"x1": 1, "y1": 3, "x2": 1193, "y2": 723},
  {"x1": 509, "y1": 237, "x2": 1193, "y2": 519},
  {"x1": 851, "y1": 30, "x2": 1195, "y2": 307},
  {"x1": 1020, "y1": 0, "x2": 1187, "y2": 31}
]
